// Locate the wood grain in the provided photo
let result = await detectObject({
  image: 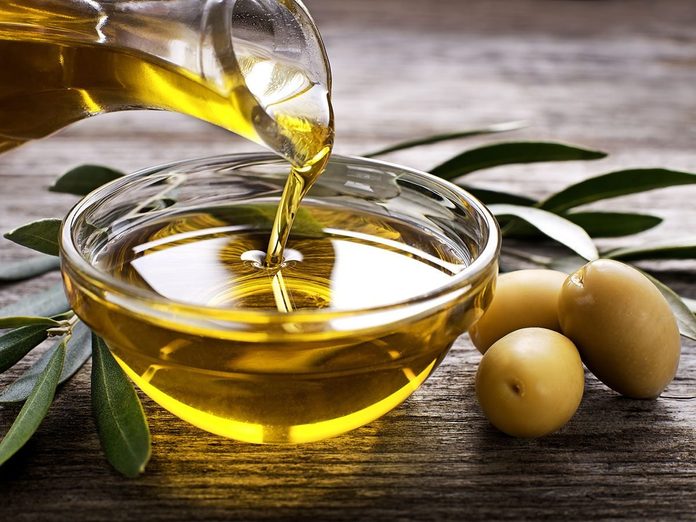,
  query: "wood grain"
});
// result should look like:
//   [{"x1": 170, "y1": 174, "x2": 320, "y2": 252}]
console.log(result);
[{"x1": 1, "y1": 0, "x2": 695, "y2": 519}]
